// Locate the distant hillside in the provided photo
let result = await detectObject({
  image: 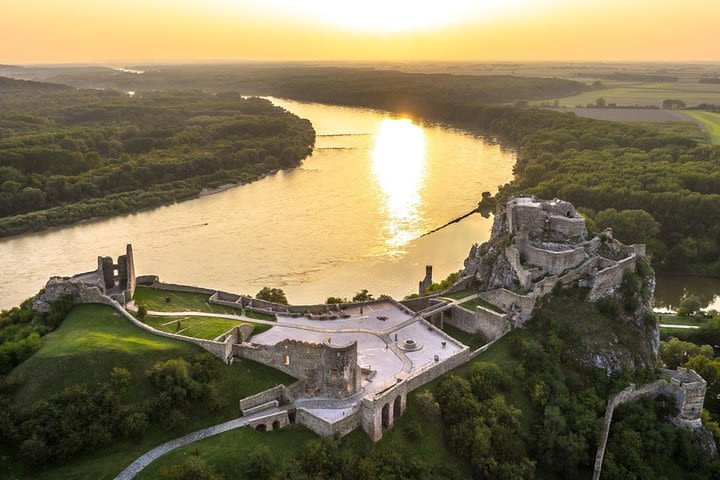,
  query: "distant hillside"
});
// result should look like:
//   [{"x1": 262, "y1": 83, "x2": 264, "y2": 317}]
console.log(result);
[{"x1": 0, "y1": 75, "x2": 71, "y2": 93}]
